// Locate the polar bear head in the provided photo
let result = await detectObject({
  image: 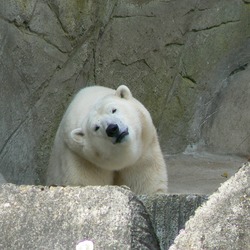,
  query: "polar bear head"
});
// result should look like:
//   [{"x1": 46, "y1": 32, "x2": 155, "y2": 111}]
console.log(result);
[{"x1": 71, "y1": 85, "x2": 154, "y2": 171}]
